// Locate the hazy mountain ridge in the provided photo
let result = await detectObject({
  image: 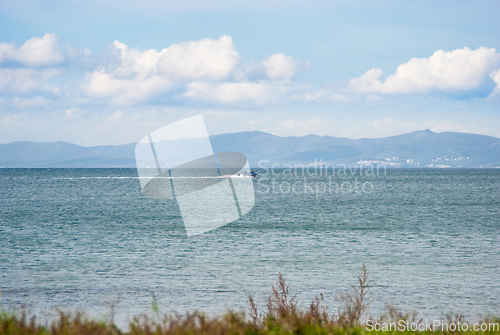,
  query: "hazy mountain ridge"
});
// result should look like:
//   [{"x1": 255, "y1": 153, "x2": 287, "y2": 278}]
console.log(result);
[
  {"x1": 1, "y1": 130, "x2": 499, "y2": 168},
  {"x1": 210, "y1": 130, "x2": 500, "y2": 167}
]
